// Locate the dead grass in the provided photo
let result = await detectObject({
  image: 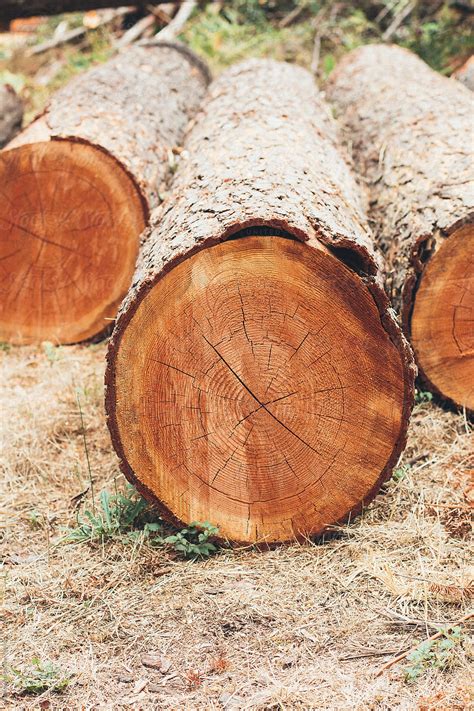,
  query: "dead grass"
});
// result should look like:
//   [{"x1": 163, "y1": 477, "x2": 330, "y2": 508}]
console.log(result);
[{"x1": 0, "y1": 343, "x2": 472, "y2": 709}]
